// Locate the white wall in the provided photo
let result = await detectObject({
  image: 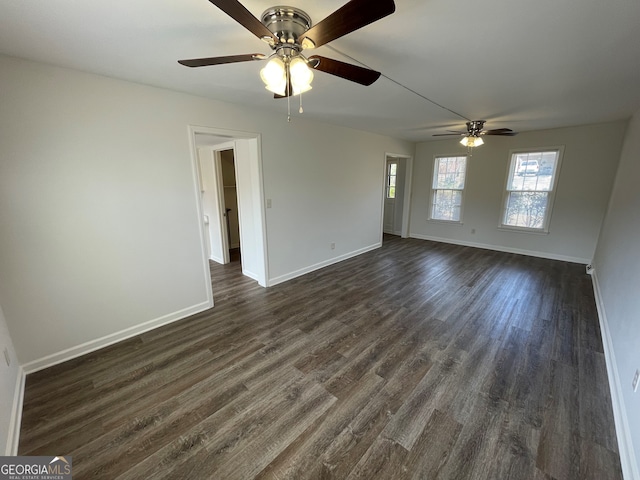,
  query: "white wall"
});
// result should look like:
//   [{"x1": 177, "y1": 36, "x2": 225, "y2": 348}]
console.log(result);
[
  {"x1": 257, "y1": 121, "x2": 413, "y2": 284},
  {"x1": 0, "y1": 54, "x2": 414, "y2": 365},
  {"x1": 410, "y1": 122, "x2": 627, "y2": 263},
  {"x1": 0, "y1": 303, "x2": 22, "y2": 455},
  {"x1": 0, "y1": 55, "x2": 213, "y2": 368},
  {"x1": 592, "y1": 110, "x2": 640, "y2": 479}
]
